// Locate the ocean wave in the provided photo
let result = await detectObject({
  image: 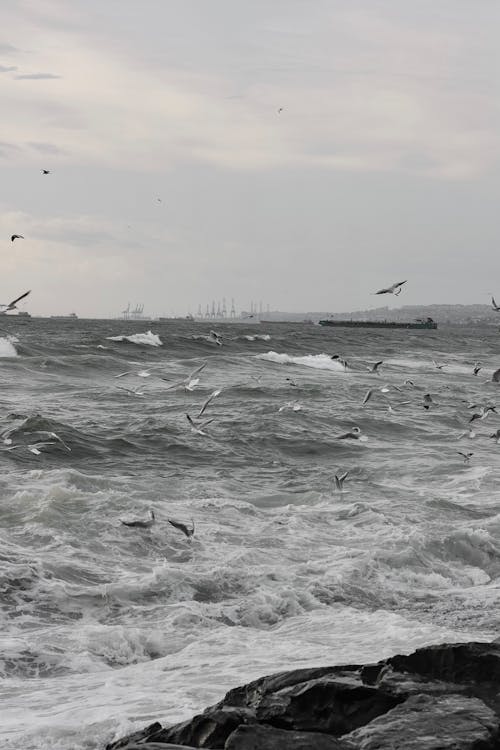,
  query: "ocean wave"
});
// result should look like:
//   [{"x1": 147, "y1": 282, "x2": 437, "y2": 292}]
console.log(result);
[
  {"x1": 0, "y1": 335, "x2": 19, "y2": 357},
  {"x1": 106, "y1": 330, "x2": 163, "y2": 347},
  {"x1": 243, "y1": 334, "x2": 271, "y2": 341},
  {"x1": 257, "y1": 351, "x2": 345, "y2": 371}
]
